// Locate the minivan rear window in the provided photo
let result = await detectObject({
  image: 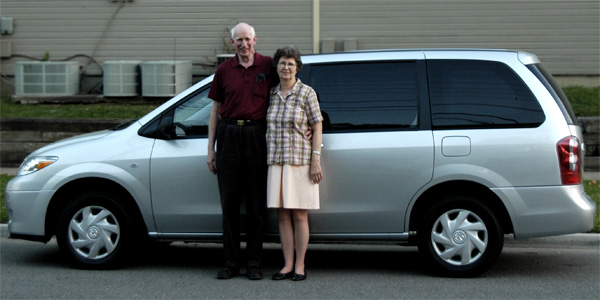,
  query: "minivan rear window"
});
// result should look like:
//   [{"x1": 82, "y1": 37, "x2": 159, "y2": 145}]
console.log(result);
[
  {"x1": 308, "y1": 62, "x2": 419, "y2": 132},
  {"x1": 428, "y1": 60, "x2": 545, "y2": 129},
  {"x1": 527, "y1": 64, "x2": 577, "y2": 124}
]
